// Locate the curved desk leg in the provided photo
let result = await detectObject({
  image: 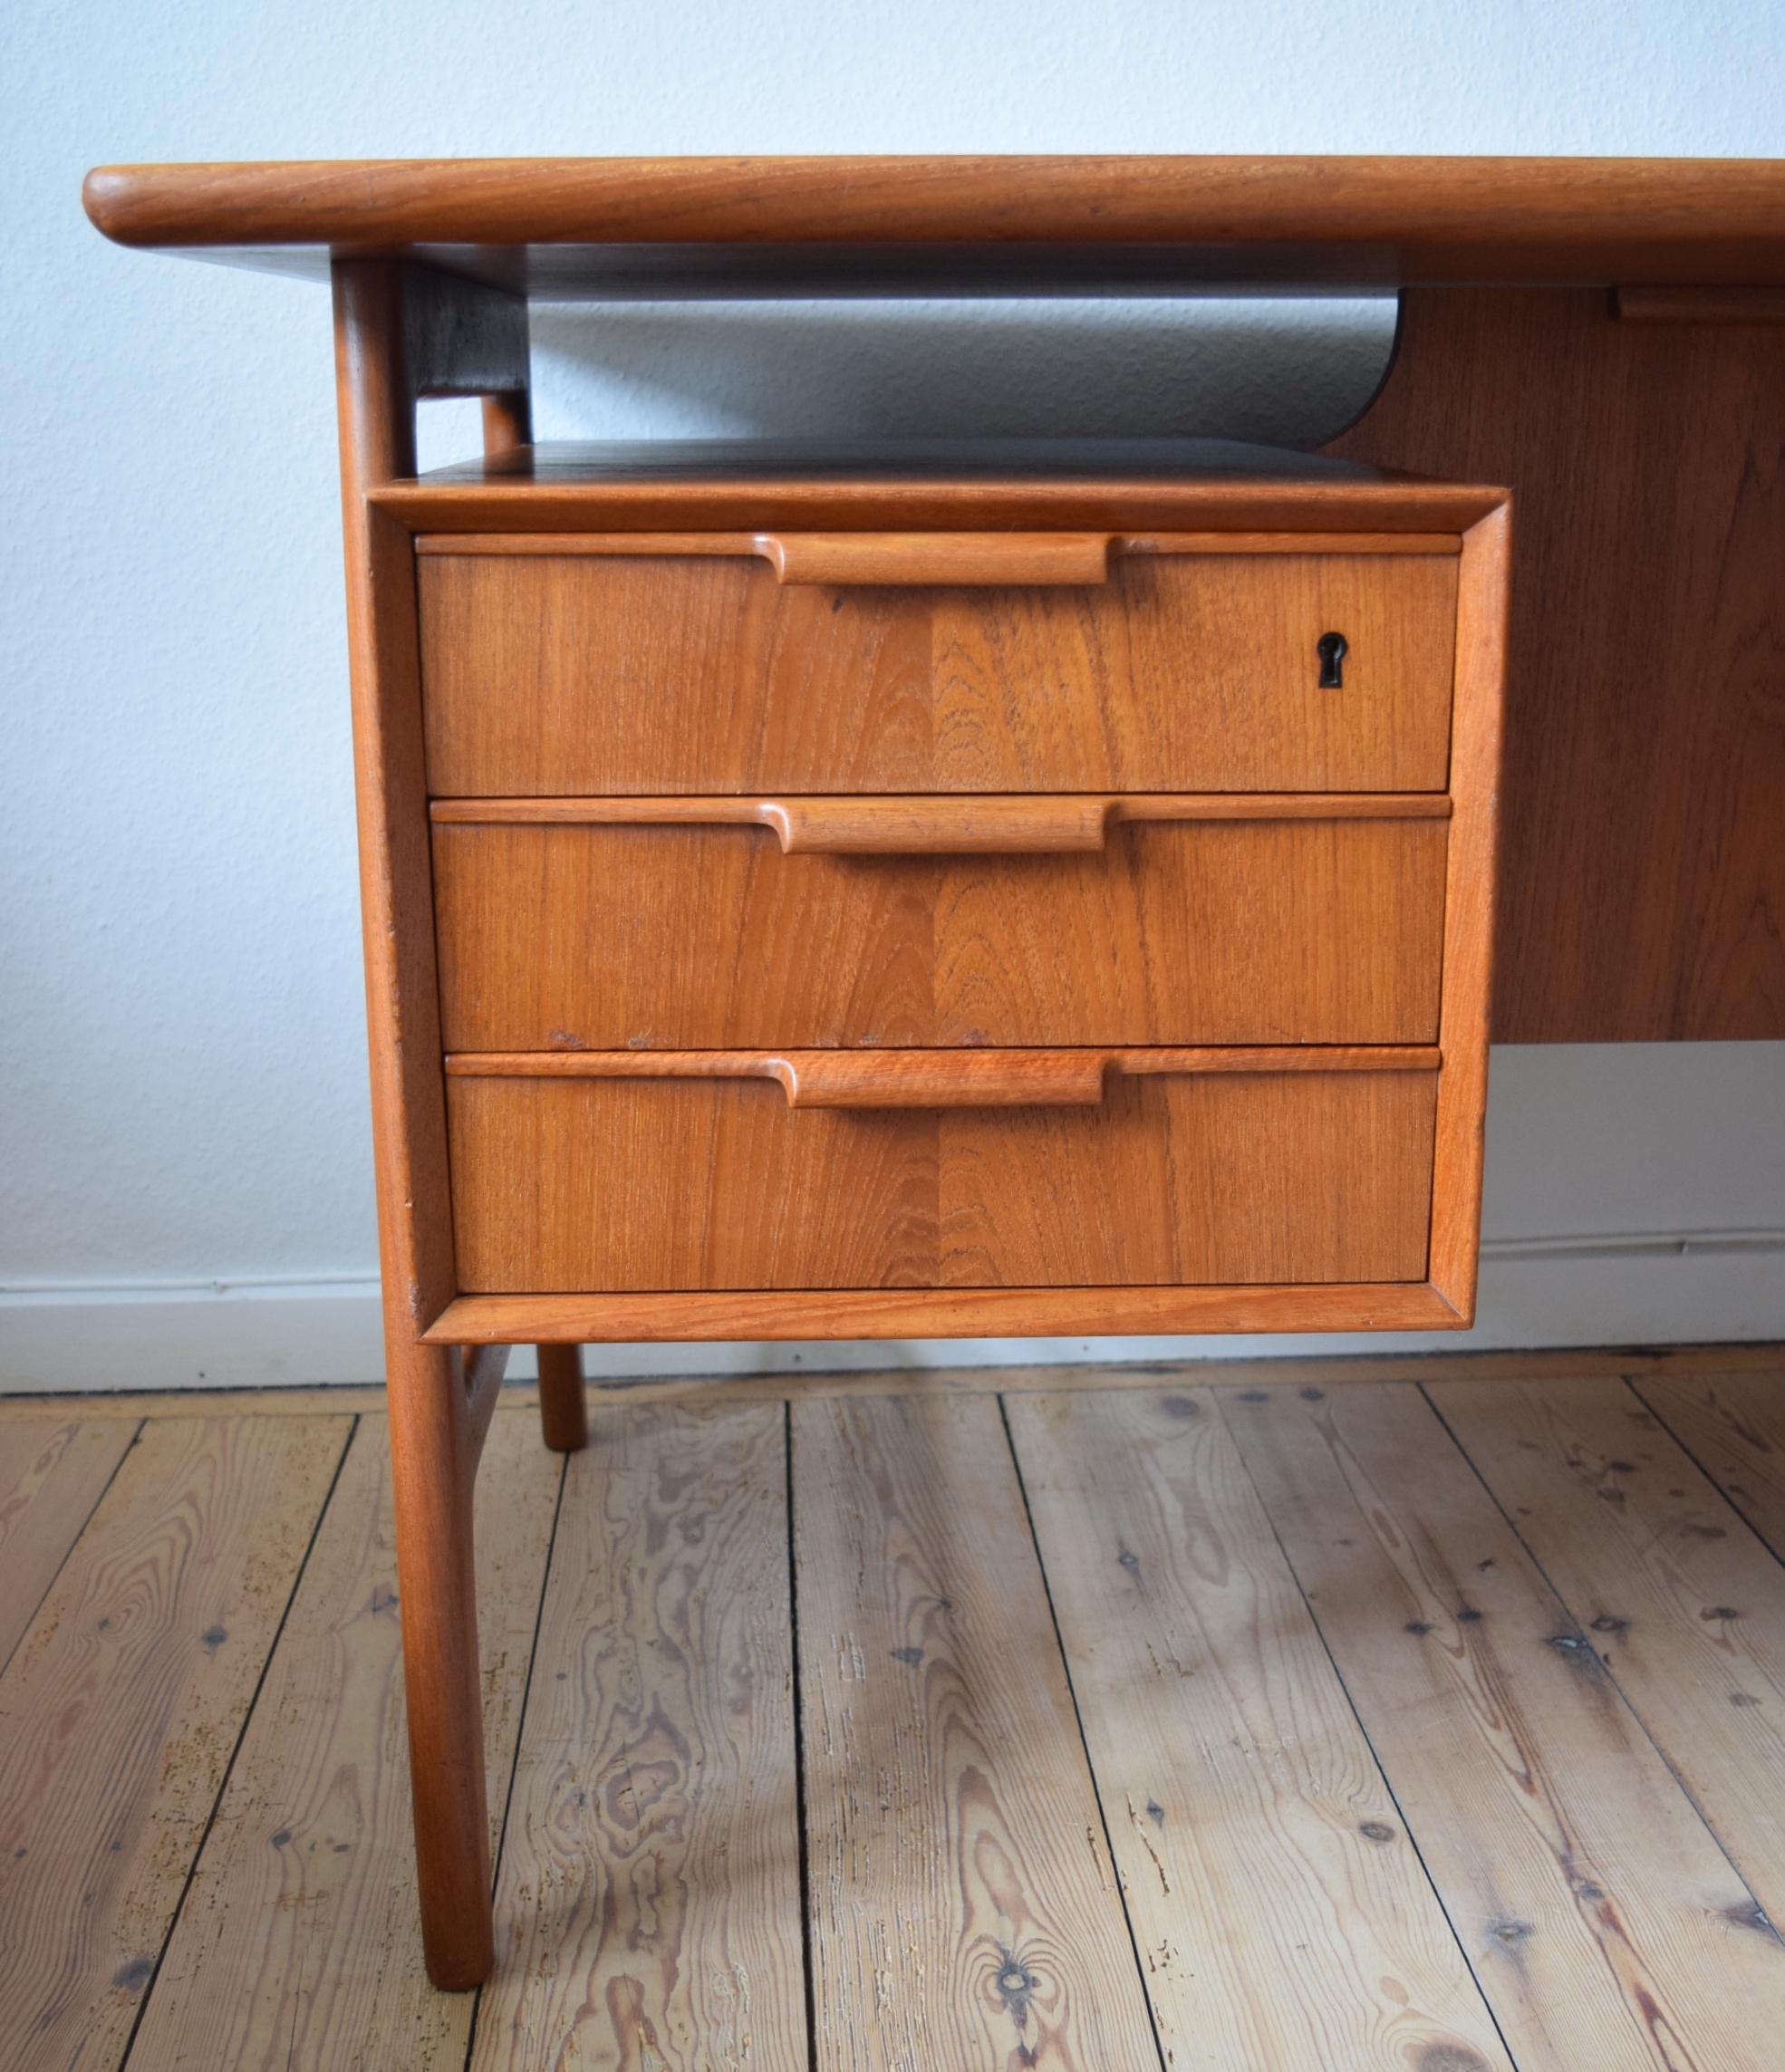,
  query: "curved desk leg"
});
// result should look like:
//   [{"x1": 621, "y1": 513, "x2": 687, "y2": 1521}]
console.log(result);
[
  {"x1": 332, "y1": 254, "x2": 531, "y2": 1990},
  {"x1": 536, "y1": 1343, "x2": 590, "y2": 1452}
]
